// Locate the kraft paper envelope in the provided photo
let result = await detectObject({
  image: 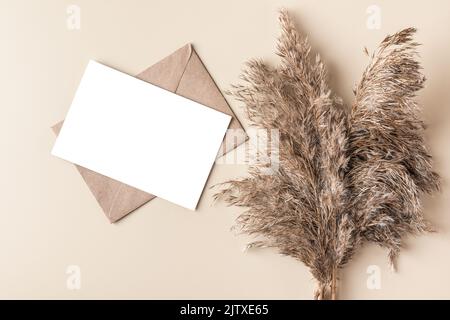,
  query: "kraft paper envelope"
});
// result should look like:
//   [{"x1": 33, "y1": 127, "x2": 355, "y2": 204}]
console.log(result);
[
  {"x1": 52, "y1": 44, "x2": 247, "y2": 223},
  {"x1": 52, "y1": 61, "x2": 231, "y2": 211}
]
